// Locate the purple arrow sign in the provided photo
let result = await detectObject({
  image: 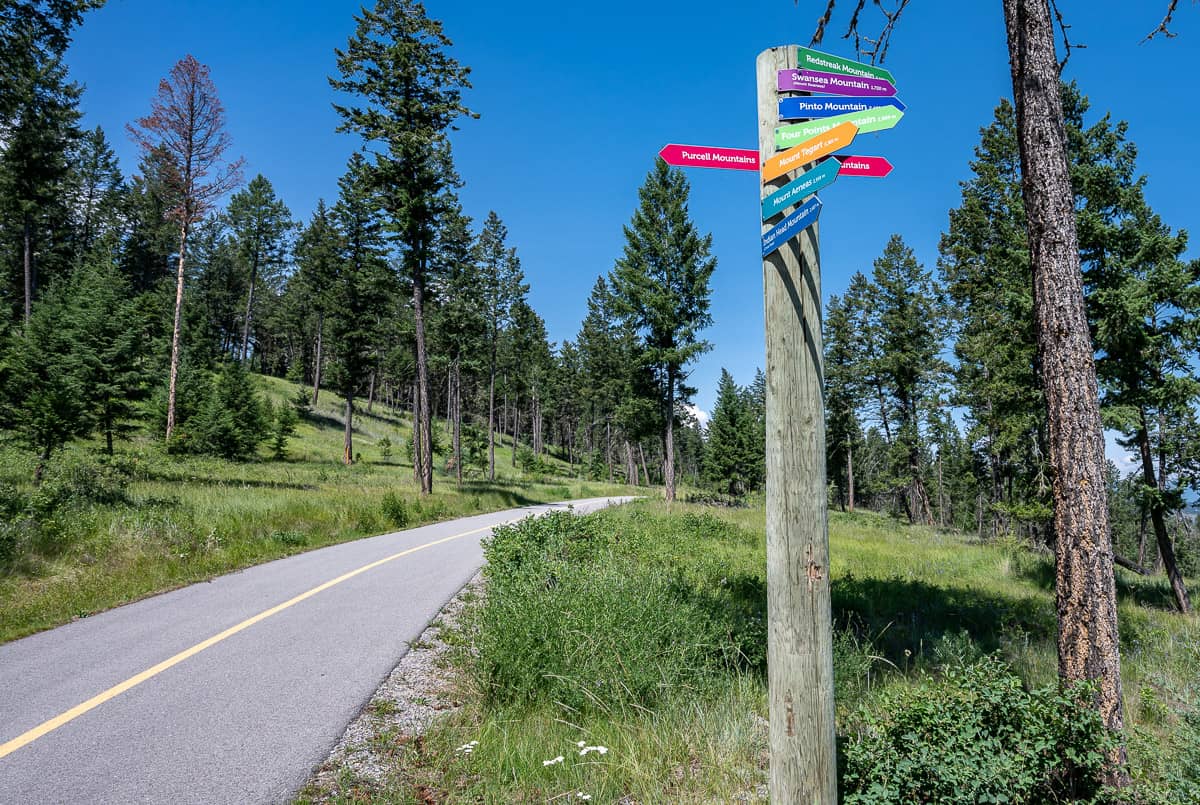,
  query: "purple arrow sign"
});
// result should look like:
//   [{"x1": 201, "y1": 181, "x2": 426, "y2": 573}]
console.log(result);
[{"x1": 777, "y1": 68, "x2": 896, "y2": 97}]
